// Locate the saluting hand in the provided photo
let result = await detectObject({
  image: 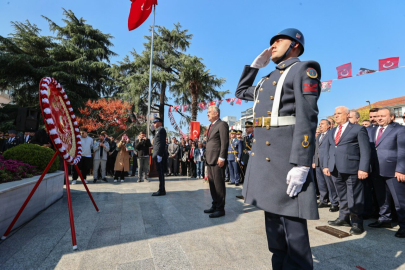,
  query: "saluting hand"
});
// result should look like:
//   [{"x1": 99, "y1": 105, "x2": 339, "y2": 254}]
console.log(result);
[{"x1": 251, "y1": 48, "x2": 272, "y2": 69}]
